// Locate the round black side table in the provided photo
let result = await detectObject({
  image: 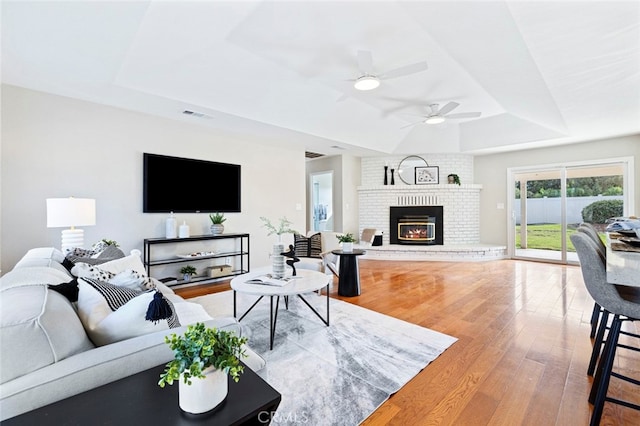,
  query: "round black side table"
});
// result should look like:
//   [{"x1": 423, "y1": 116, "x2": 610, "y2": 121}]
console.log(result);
[{"x1": 331, "y1": 249, "x2": 366, "y2": 297}]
